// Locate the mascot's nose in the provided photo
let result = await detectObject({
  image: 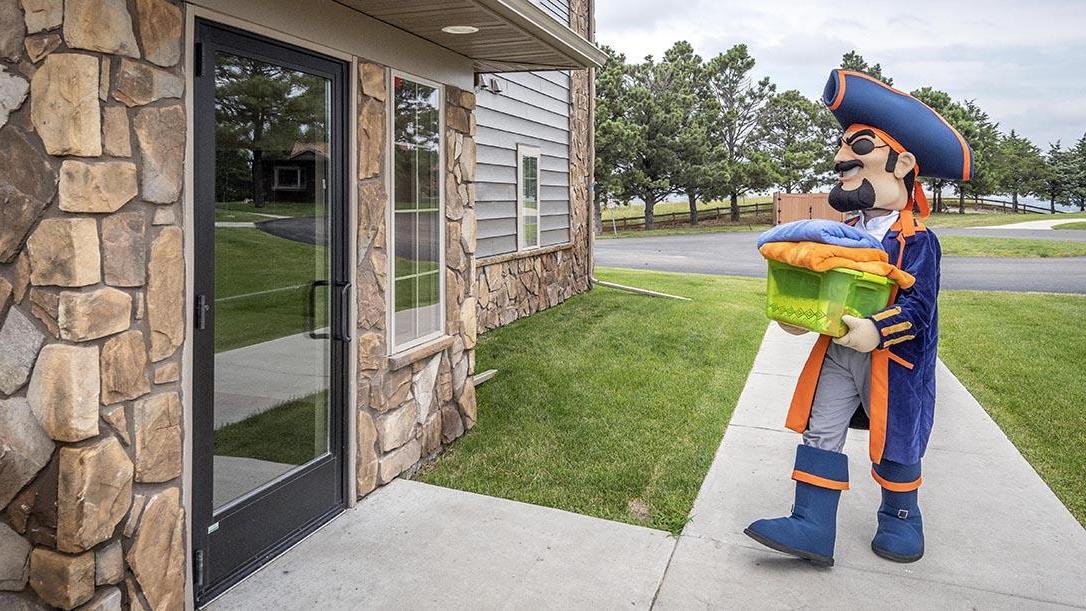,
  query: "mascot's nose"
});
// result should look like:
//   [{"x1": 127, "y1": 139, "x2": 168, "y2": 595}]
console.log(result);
[{"x1": 834, "y1": 159, "x2": 863, "y2": 173}]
